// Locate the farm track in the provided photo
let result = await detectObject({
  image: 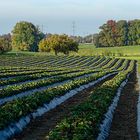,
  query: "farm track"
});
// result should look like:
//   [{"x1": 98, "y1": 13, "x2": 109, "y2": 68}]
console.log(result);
[
  {"x1": 108, "y1": 65, "x2": 138, "y2": 140},
  {"x1": 13, "y1": 72, "x2": 118, "y2": 140}
]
